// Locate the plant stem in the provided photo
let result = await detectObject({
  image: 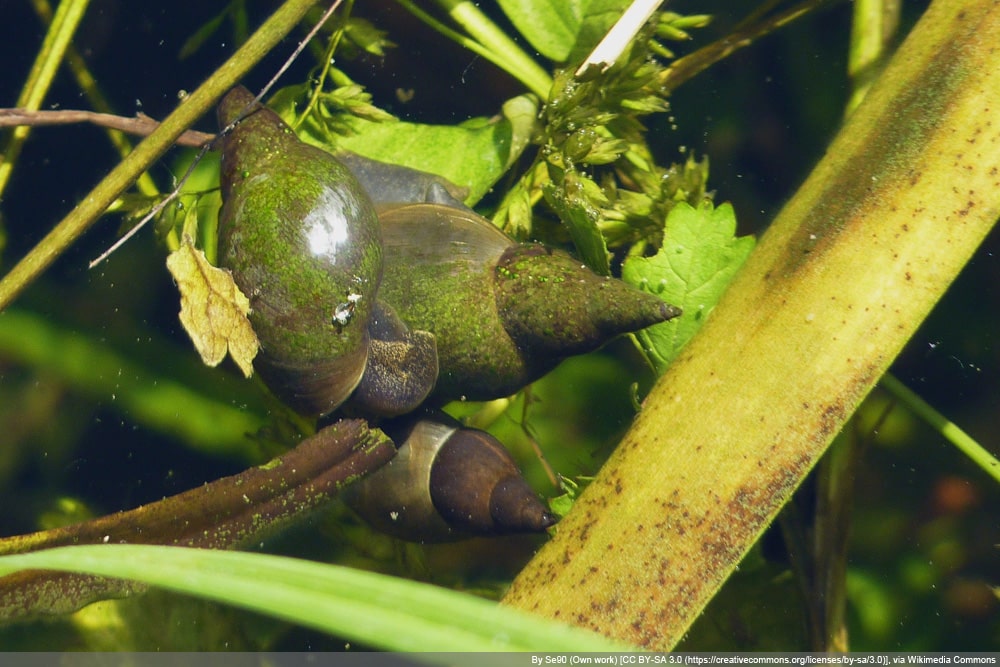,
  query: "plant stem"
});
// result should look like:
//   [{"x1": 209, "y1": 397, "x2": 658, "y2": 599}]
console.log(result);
[
  {"x1": 295, "y1": 0, "x2": 353, "y2": 130},
  {"x1": 0, "y1": 0, "x2": 320, "y2": 314},
  {"x1": 811, "y1": 430, "x2": 859, "y2": 651},
  {"x1": 0, "y1": 0, "x2": 91, "y2": 201},
  {"x1": 30, "y1": 0, "x2": 160, "y2": 197},
  {"x1": 503, "y1": 0, "x2": 1000, "y2": 647},
  {"x1": 662, "y1": 0, "x2": 834, "y2": 93},
  {"x1": 881, "y1": 373, "x2": 1000, "y2": 484},
  {"x1": 846, "y1": 0, "x2": 902, "y2": 114},
  {"x1": 422, "y1": 0, "x2": 553, "y2": 98},
  {"x1": 0, "y1": 108, "x2": 214, "y2": 147}
]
